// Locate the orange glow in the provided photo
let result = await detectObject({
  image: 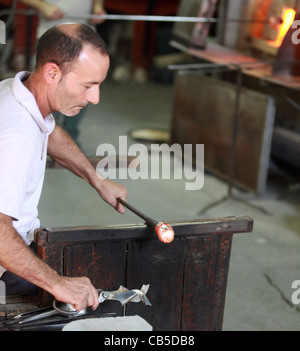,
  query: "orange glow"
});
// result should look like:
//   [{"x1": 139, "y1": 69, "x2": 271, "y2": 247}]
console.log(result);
[{"x1": 271, "y1": 8, "x2": 296, "y2": 47}]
